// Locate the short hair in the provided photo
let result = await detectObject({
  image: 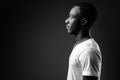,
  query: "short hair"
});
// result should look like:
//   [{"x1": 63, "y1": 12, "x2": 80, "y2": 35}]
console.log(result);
[{"x1": 76, "y1": 2, "x2": 98, "y2": 28}]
